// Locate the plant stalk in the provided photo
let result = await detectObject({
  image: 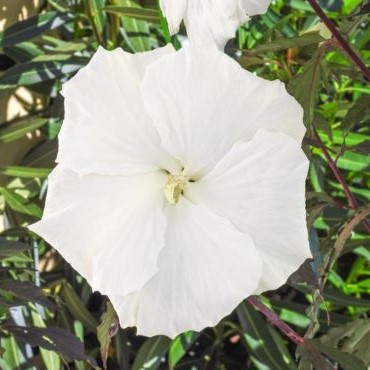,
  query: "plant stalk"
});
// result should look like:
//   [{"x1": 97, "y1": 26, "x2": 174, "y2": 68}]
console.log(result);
[
  {"x1": 306, "y1": 0, "x2": 370, "y2": 82},
  {"x1": 314, "y1": 129, "x2": 370, "y2": 233},
  {"x1": 85, "y1": 0, "x2": 104, "y2": 45},
  {"x1": 247, "y1": 296, "x2": 305, "y2": 345}
]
